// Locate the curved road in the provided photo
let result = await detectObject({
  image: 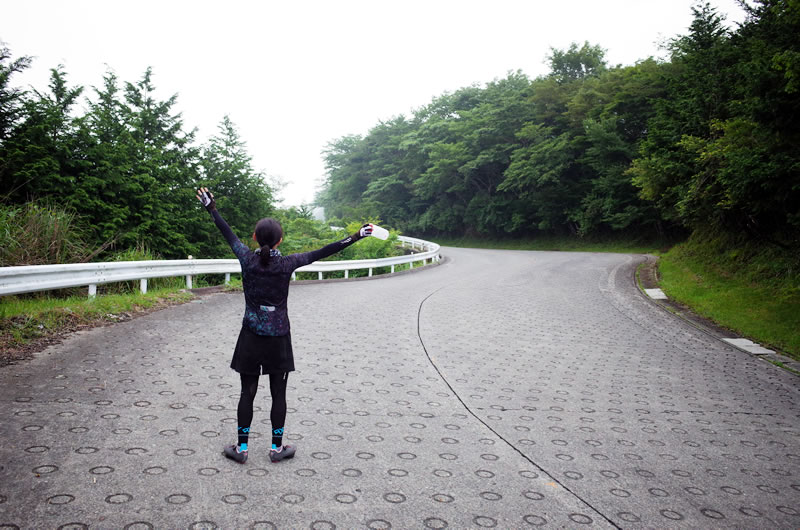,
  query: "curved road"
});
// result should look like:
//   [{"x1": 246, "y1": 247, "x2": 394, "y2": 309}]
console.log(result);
[{"x1": 1, "y1": 247, "x2": 798, "y2": 528}]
